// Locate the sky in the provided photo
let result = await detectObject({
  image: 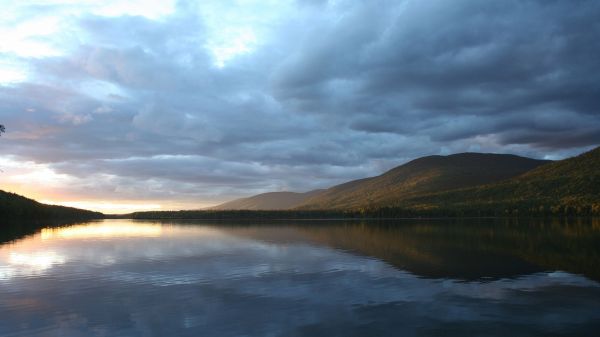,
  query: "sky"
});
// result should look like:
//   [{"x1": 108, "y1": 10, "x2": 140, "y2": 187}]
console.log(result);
[{"x1": 0, "y1": 0, "x2": 599, "y2": 213}]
